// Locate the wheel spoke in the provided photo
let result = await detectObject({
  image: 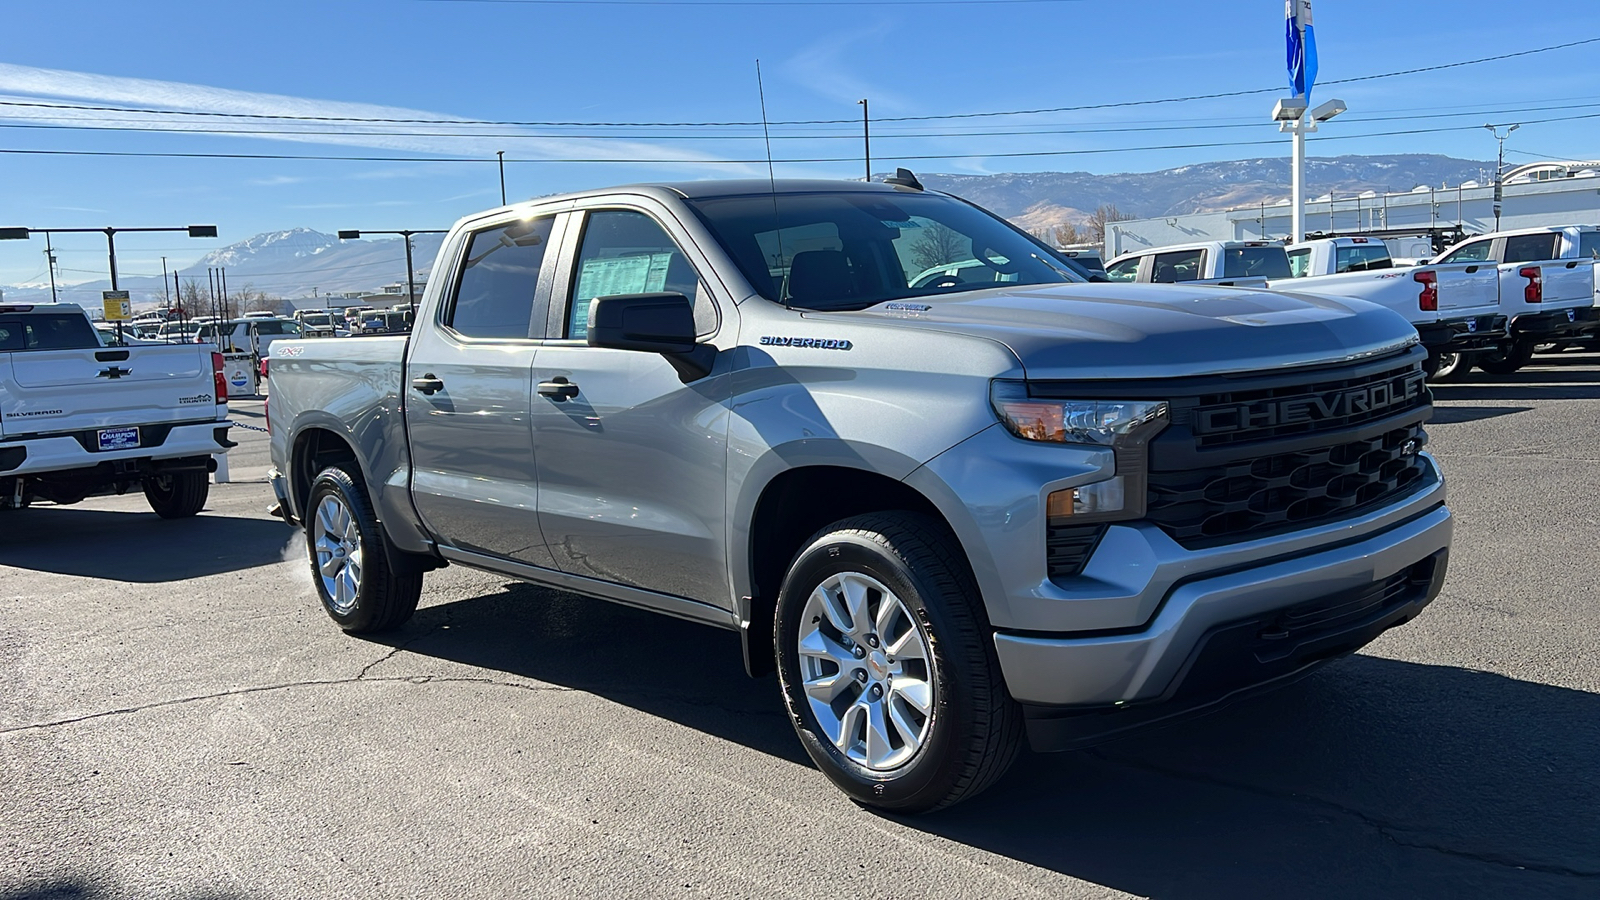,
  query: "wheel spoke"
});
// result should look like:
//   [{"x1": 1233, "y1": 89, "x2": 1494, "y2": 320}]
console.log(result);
[
  {"x1": 318, "y1": 552, "x2": 342, "y2": 579},
  {"x1": 886, "y1": 626, "x2": 926, "y2": 662},
  {"x1": 874, "y1": 593, "x2": 902, "y2": 642},
  {"x1": 892, "y1": 678, "x2": 933, "y2": 716},
  {"x1": 835, "y1": 573, "x2": 871, "y2": 636},
  {"x1": 835, "y1": 701, "x2": 867, "y2": 754},
  {"x1": 863, "y1": 700, "x2": 895, "y2": 766},
  {"x1": 887, "y1": 700, "x2": 924, "y2": 756}
]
